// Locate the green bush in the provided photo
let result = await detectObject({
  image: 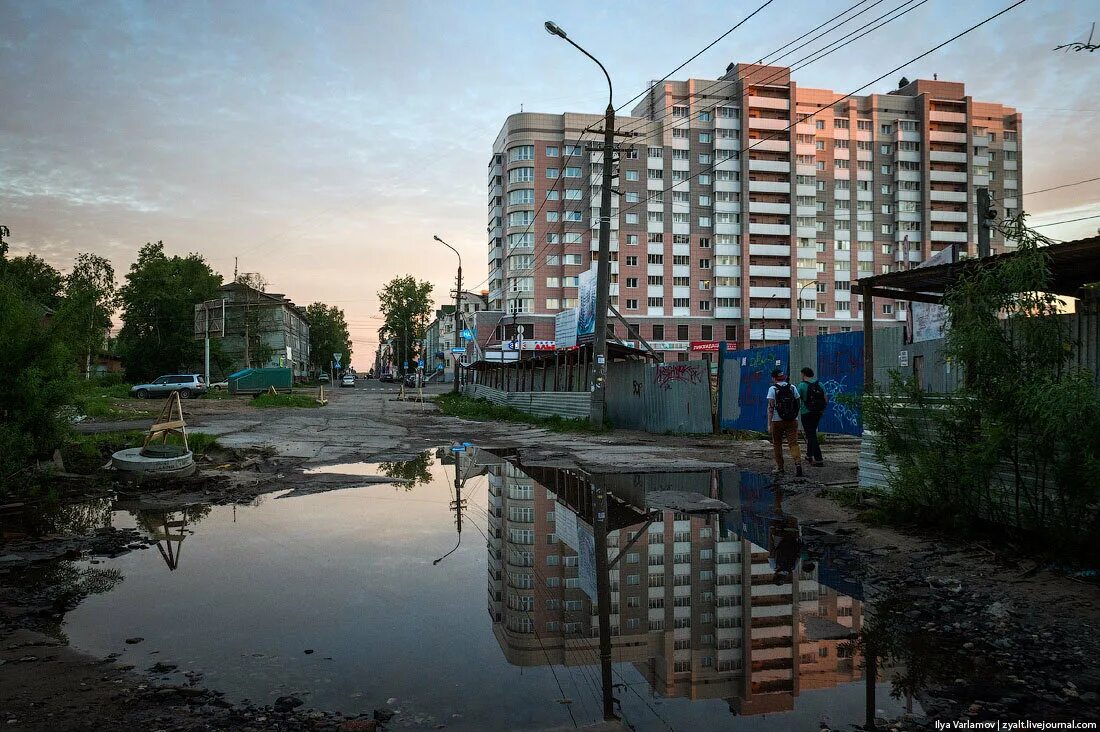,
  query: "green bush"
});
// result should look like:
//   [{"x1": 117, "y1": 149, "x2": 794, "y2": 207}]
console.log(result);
[{"x1": 0, "y1": 283, "x2": 76, "y2": 479}]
